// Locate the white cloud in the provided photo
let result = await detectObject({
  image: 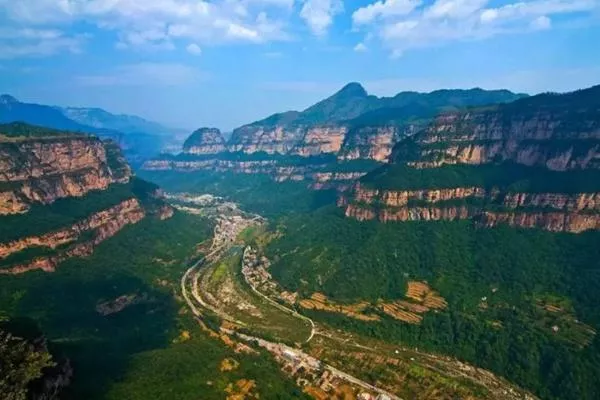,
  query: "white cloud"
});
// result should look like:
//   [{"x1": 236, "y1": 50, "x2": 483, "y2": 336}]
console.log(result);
[
  {"x1": 76, "y1": 63, "x2": 204, "y2": 86},
  {"x1": 425, "y1": 0, "x2": 487, "y2": 19},
  {"x1": 186, "y1": 43, "x2": 202, "y2": 55},
  {"x1": 300, "y1": 0, "x2": 344, "y2": 36},
  {"x1": 0, "y1": 28, "x2": 84, "y2": 59},
  {"x1": 0, "y1": 0, "x2": 294, "y2": 56},
  {"x1": 353, "y1": 0, "x2": 421, "y2": 25},
  {"x1": 480, "y1": 0, "x2": 594, "y2": 24},
  {"x1": 353, "y1": 0, "x2": 598, "y2": 56},
  {"x1": 354, "y1": 42, "x2": 368, "y2": 52},
  {"x1": 531, "y1": 15, "x2": 552, "y2": 30}
]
